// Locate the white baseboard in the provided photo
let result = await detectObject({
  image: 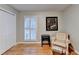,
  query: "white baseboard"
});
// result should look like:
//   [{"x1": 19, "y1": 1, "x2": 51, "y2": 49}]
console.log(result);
[
  {"x1": 1, "y1": 42, "x2": 41, "y2": 55},
  {"x1": 1, "y1": 43, "x2": 16, "y2": 55},
  {"x1": 16, "y1": 42, "x2": 41, "y2": 45},
  {"x1": 74, "y1": 49, "x2": 79, "y2": 55}
]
